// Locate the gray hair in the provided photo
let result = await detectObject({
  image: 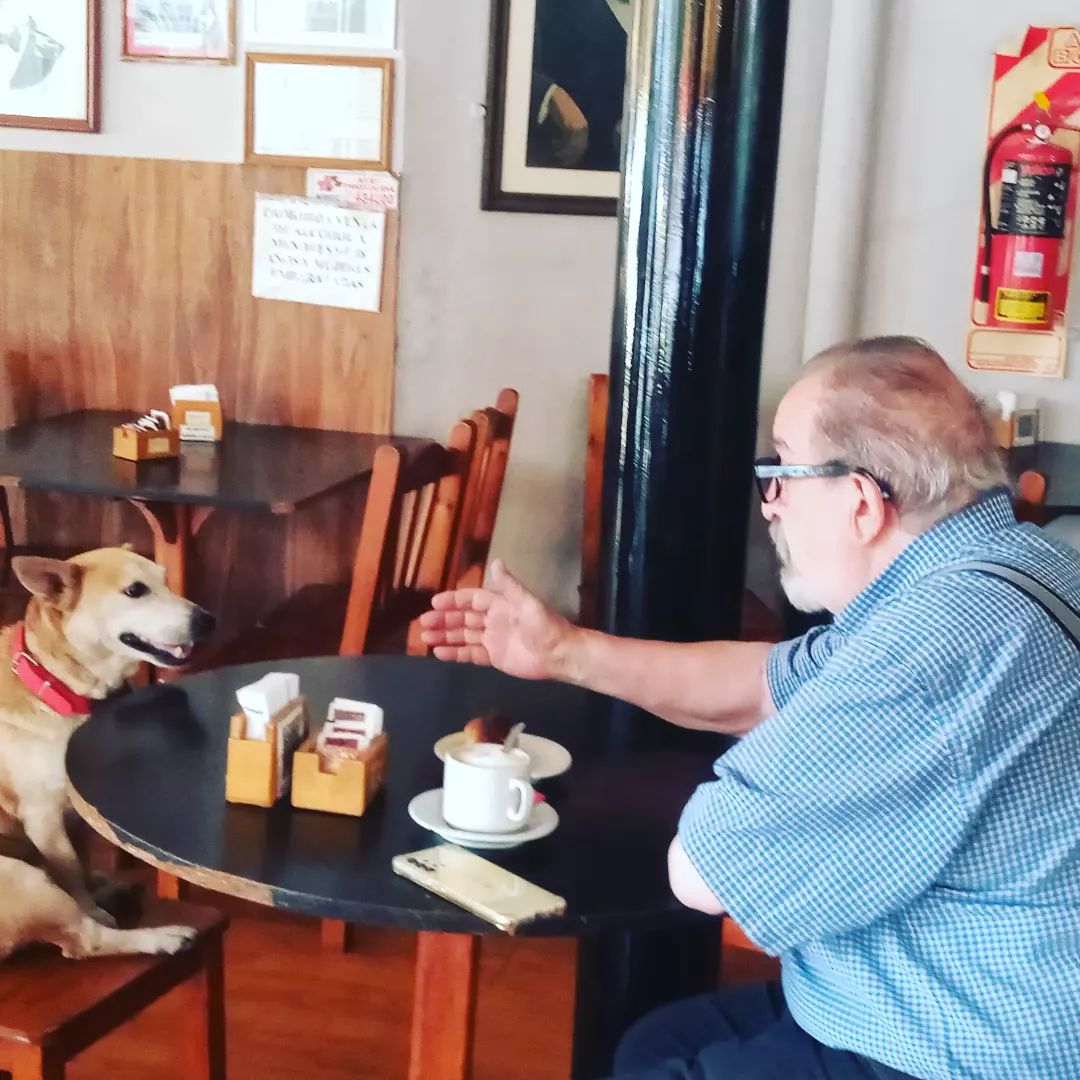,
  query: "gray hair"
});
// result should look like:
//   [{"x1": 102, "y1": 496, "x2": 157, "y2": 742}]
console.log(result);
[{"x1": 802, "y1": 336, "x2": 1008, "y2": 525}]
